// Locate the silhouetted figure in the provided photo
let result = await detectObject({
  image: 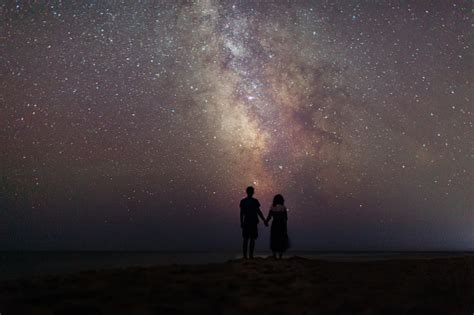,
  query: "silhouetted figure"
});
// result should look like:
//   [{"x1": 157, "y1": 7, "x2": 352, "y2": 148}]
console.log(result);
[
  {"x1": 265, "y1": 194, "x2": 289, "y2": 259},
  {"x1": 240, "y1": 186, "x2": 266, "y2": 259}
]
